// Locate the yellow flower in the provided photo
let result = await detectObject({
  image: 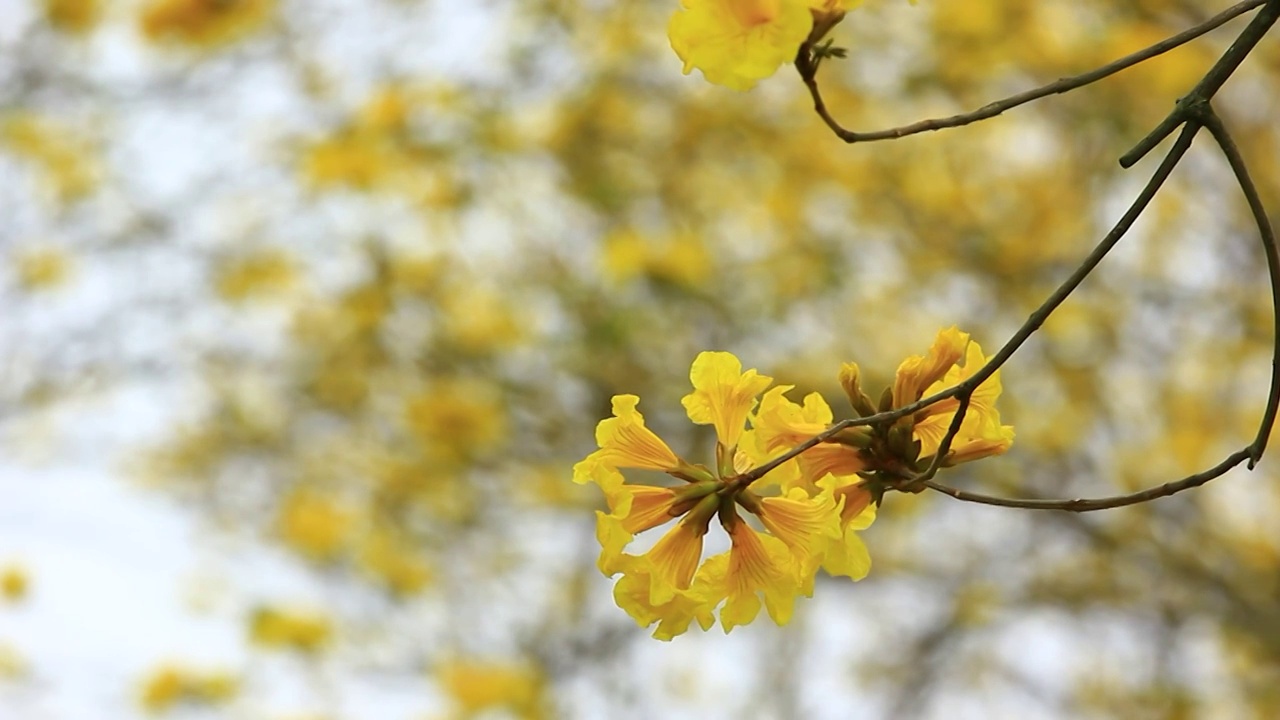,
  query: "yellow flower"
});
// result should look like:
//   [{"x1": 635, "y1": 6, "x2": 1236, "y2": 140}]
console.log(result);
[
  {"x1": 579, "y1": 395, "x2": 681, "y2": 473},
  {"x1": 277, "y1": 490, "x2": 352, "y2": 562},
  {"x1": 750, "y1": 487, "x2": 842, "y2": 564},
  {"x1": 818, "y1": 476, "x2": 877, "y2": 580},
  {"x1": 249, "y1": 606, "x2": 333, "y2": 654},
  {"x1": 911, "y1": 335, "x2": 1015, "y2": 466},
  {"x1": 893, "y1": 326, "x2": 970, "y2": 409},
  {"x1": 753, "y1": 386, "x2": 868, "y2": 486},
  {"x1": 707, "y1": 518, "x2": 802, "y2": 631},
  {"x1": 578, "y1": 352, "x2": 850, "y2": 638},
  {"x1": 437, "y1": 660, "x2": 545, "y2": 719},
  {"x1": 668, "y1": 0, "x2": 816, "y2": 91},
  {"x1": 138, "y1": 664, "x2": 239, "y2": 714},
  {"x1": 0, "y1": 564, "x2": 29, "y2": 603},
  {"x1": 644, "y1": 515, "x2": 712, "y2": 600},
  {"x1": 214, "y1": 250, "x2": 296, "y2": 303},
  {"x1": 43, "y1": 0, "x2": 101, "y2": 34},
  {"x1": 611, "y1": 564, "x2": 718, "y2": 641},
  {"x1": 140, "y1": 0, "x2": 273, "y2": 47},
  {"x1": 681, "y1": 351, "x2": 773, "y2": 450}
]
